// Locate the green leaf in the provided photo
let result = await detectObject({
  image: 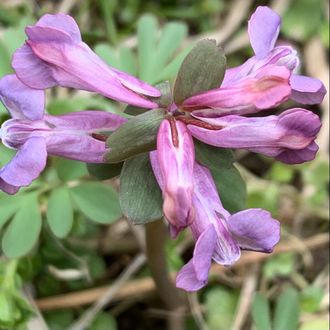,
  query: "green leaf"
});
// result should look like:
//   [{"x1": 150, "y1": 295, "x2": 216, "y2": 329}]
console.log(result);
[
  {"x1": 138, "y1": 14, "x2": 158, "y2": 82},
  {"x1": 194, "y1": 141, "x2": 243, "y2": 212},
  {"x1": 210, "y1": 166, "x2": 246, "y2": 213},
  {"x1": 55, "y1": 158, "x2": 87, "y2": 182},
  {"x1": 206, "y1": 287, "x2": 238, "y2": 330},
  {"x1": 87, "y1": 162, "x2": 123, "y2": 180},
  {"x1": 2, "y1": 194, "x2": 42, "y2": 258},
  {"x1": 274, "y1": 287, "x2": 299, "y2": 330},
  {"x1": 105, "y1": 109, "x2": 166, "y2": 163},
  {"x1": 47, "y1": 187, "x2": 74, "y2": 238},
  {"x1": 173, "y1": 39, "x2": 226, "y2": 104},
  {"x1": 282, "y1": 0, "x2": 324, "y2": 41},
  {"x1": 137, "y1": 14, "x2": 188, "y2": 84},
  {"x1": 120, "y1": 153, "x2": 163, "y2": 224},
  {"x1": 148, "y1": 22, "x2": 187, "y2": 78},
  {"x1": 251, "y1": 293, "x2": 272, "y2": 330},
  {"x1": 194, "y1": 140, "x2": 234, "y2": 169},
  {"x1": 300, "y1": 286, "x2": 323, "y2": 313},
  {"x1": 70, "y1": 182, "x2": 122, "y2": 224},
  {"x1": 0, "y1": 195, "x2": 22, "y2": 230},
  {"x1": 263, "y1": 253, "x2": 295, "y2": 280}
]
